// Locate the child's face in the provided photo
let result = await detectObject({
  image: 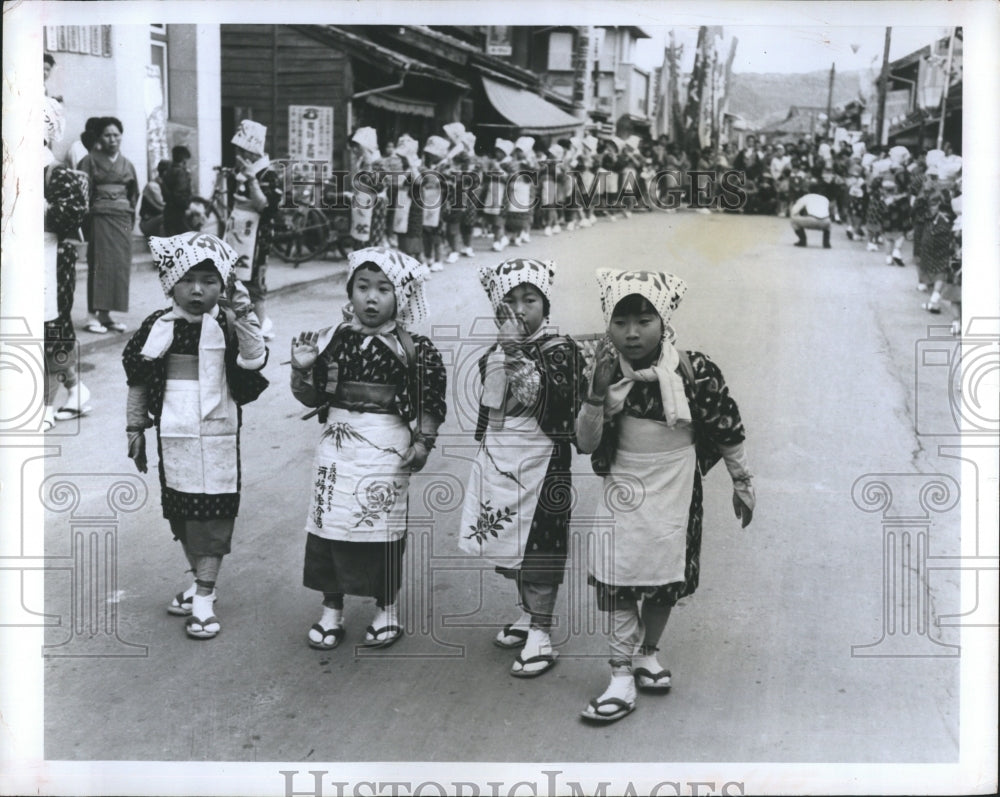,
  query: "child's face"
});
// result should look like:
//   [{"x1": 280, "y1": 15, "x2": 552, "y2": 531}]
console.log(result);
[
  {"x1": 350, "y1": 266, "x2": 396, "y2": 328},
  {"x1": 172, "y1": 264, "x2": 223, "y2": 316},
  {"x1": 501, "y1": 284, "x2": 546, "y2": 336},
  {"x1": 609, "y1": 307, "x2": 663, "y2": 364}
]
